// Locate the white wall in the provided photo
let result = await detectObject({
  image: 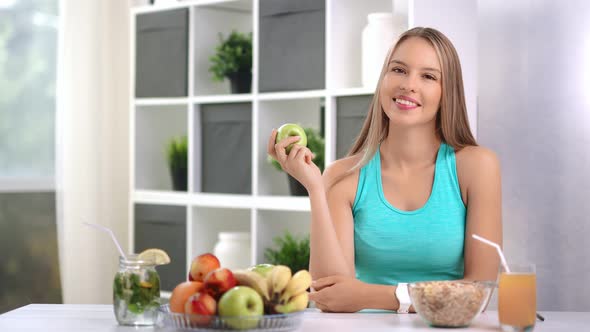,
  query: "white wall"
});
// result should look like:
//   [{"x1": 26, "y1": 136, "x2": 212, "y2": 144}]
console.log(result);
[
  {"x1": 411, "y1": 0, "x2": 478, "y2": 137},
  {"x1": 478, "y1": 0, "x2": 590, "y2": 311}
]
